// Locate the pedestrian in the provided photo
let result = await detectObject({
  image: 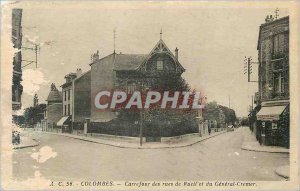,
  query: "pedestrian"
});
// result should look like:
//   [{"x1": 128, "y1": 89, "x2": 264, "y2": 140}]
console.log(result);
[
  {"x1": 208, "y1": 125, "x2": 211, "y2": 135},
  {"x1": 16, "y1": 131, "x2": 20, "y2": 144},
  {"x1": 12, "y1": 131, "x2": 15, "y2": 145}
]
